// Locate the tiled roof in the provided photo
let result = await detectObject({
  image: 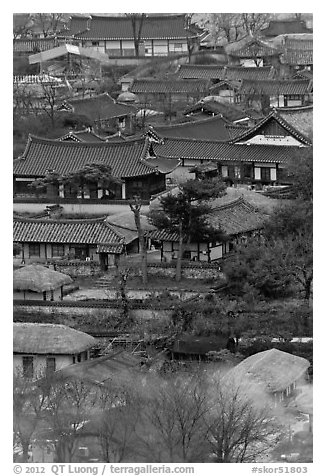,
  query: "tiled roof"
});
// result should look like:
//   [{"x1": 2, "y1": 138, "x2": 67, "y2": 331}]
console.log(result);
[
  {"x1": 57, "y1": 130, "x2": 106, "y2": 142},
  {"x1": 13, "y1": 216, "x2": 125, "y2": 250},
  {"x1": 225, "y1": 36, "x2": 280, "y2": 58},
  {"x1": 291, "y1": 70, "x2": 313, "y2": 80},
  {"x1": 149, "y1": 197, "x2": 266, "y2": 241},
  {"x1": 178, "y1": 64, "x2": 275, "y2": 81},
  {"x1": 225, "y1": 124, "x2": 251, "y2": 140},
  {"x1": 13, "y1": 323, "x2": 96, "y2": 355},
  {"x1": 281, "y1": 49, "x2": 313, "y2": 65},
  {"x1": 150, "y1": 115, "x2": 232, "y2": 141},
  {"x1": 184, "y1": 100, "x2": 249, "y2": 122},
  {"x1": 224, "y1": 66, "x2": 275, "y2": 81},
  {"x1": 261, "y1": 20, "x2": 312, "y2": 37},
  {"x1": 74, "y1": 14, "x2": 194, "y2": 40},
  {"x1": 152, "y1": 136, "x2": 302, "y2": 164},
  {"x1": 207, "y1": 197, "x2": 267, "y2": 235},
  {"x1": 178, "y1": 64, "x2": 226, "y2": 80},
  {"x1": 276, "y1": 105, "x2": 313, "y2": 138},
  {"x1": 230, "y1": 109, "x2": 312, "y2": 145},
  {"x1": 60, "y1": 93, "x2": 137, "y2": 122},
  {"x1": 130, "y1": 79, "x2": 209, "y2": 95},
  {"x1": 13, "y1": 135, "x2": 153, "y2": 178},
  {"x1": 240, "y1": 79, "x2": 312, "y2": 96},
  {"x1": 283, "y1": 37, "x2": 313, "y2": 50}
]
